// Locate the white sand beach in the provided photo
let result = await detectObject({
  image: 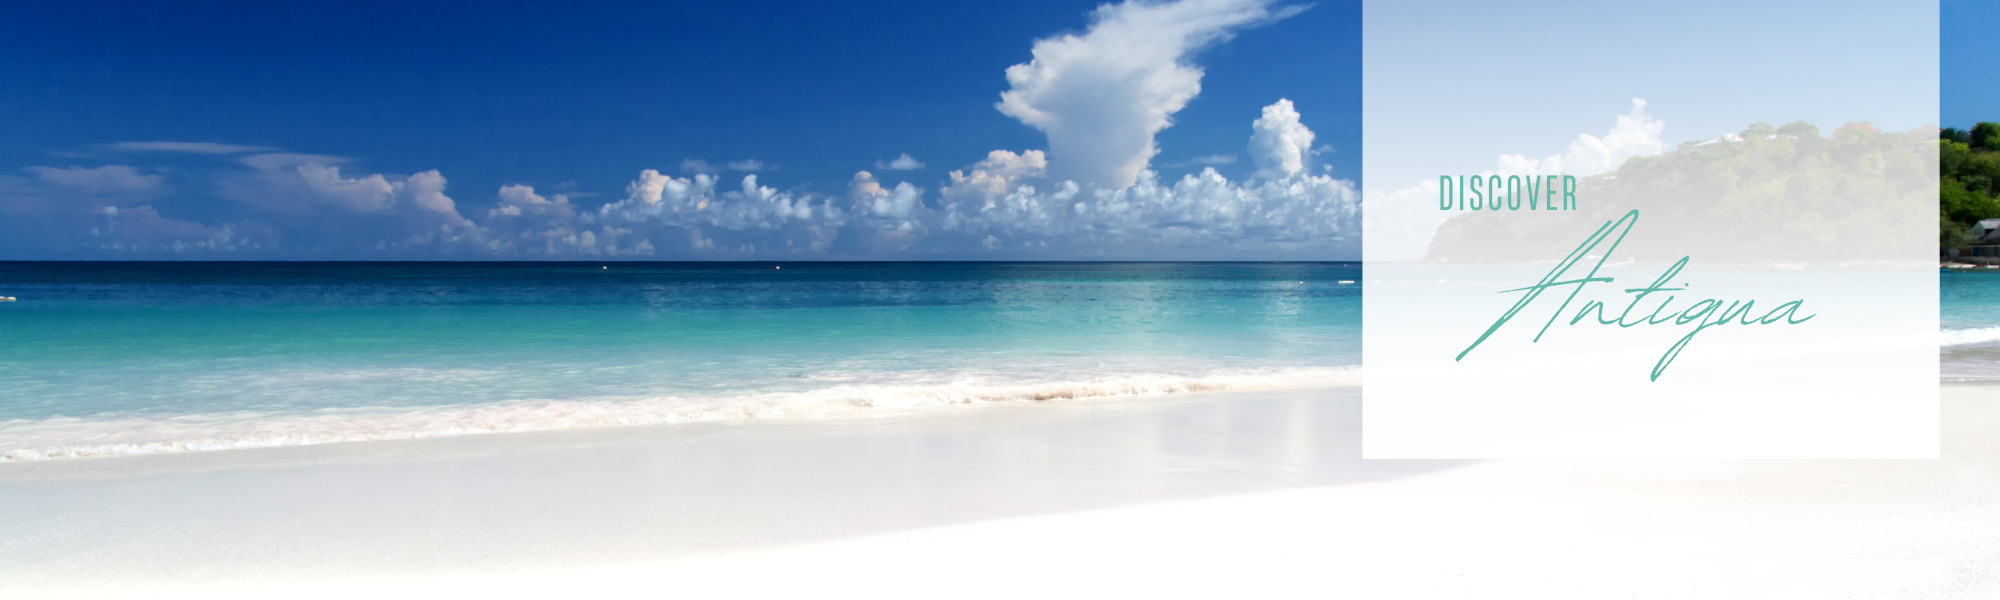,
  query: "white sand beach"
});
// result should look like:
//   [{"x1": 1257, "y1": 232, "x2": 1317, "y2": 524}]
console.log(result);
[{"x1": 3, "y1": 386, "x2": 1995, "y2": 599}]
